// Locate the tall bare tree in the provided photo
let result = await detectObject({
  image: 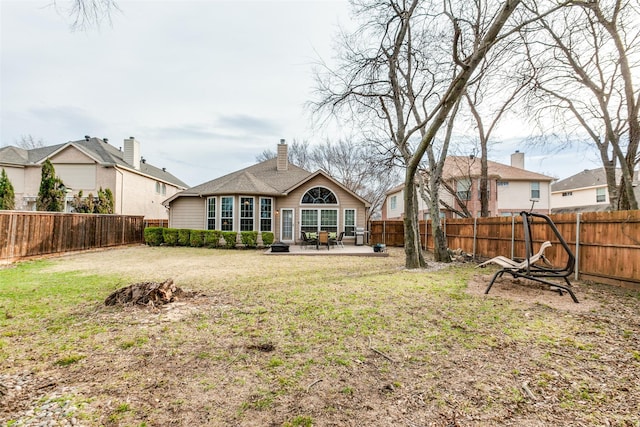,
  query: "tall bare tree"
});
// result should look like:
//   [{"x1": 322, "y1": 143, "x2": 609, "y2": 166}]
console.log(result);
[
  {"x1": 525, "y1": 0, "x2": 639, "y2": 210},
  {"x1": 463, "y1": 46, "x2": 533, "y2": 217},
  {"x1": 312, "y1": 0, "x2": 560, "y2": 268}
]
